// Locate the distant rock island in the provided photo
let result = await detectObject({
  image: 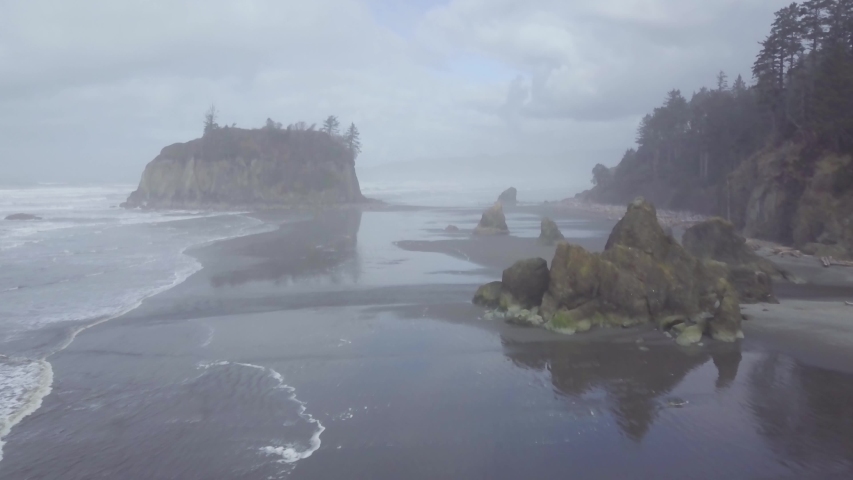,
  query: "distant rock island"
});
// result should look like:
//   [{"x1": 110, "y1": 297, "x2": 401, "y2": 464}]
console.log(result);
[{"x1": 123, "y1": 114, "x2": 366, "y2": 209}]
